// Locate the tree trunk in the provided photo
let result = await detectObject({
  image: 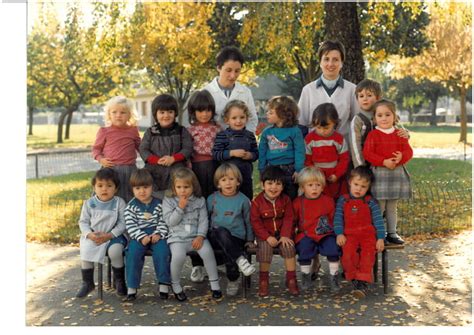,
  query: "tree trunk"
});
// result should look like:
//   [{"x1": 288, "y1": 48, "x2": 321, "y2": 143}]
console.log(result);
[
  {"x1": 459, "y1": 85, "x2": 467, "y2": 143},
  {"x1": 65, "y1": 110, "x2": 74, "y2": 140},
  {"x1": 28, "y1": 105, "x2": 34, "y2": 136},
  {"x1": 57, "y1": 105, "x2": 77, "y2": 143},
  {"x1": 429, "y1": 97, "x2": 438, "y2": 126},
  {"x1": 408, "y1": 108, "x2": 414, "y2": 124},
  {"x1": 324, "y1": 2, "x2": 365, "y2": 84}
]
